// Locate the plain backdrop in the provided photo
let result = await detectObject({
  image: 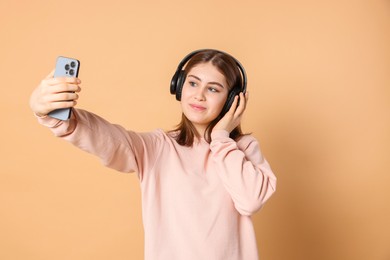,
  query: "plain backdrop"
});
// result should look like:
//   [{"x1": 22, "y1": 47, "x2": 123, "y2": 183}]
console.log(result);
[{"x1": 1, "y1": 0, "x2": 389, "y2": 259}]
